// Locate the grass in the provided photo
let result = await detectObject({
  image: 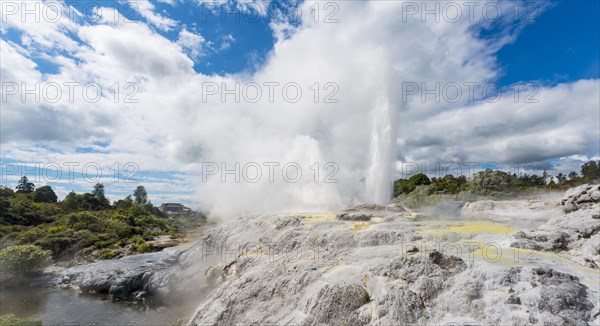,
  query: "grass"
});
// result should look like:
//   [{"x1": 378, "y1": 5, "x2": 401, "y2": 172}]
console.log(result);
[{"x1": 0, "y1": 314, "x2": 42, "y2": 326}]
